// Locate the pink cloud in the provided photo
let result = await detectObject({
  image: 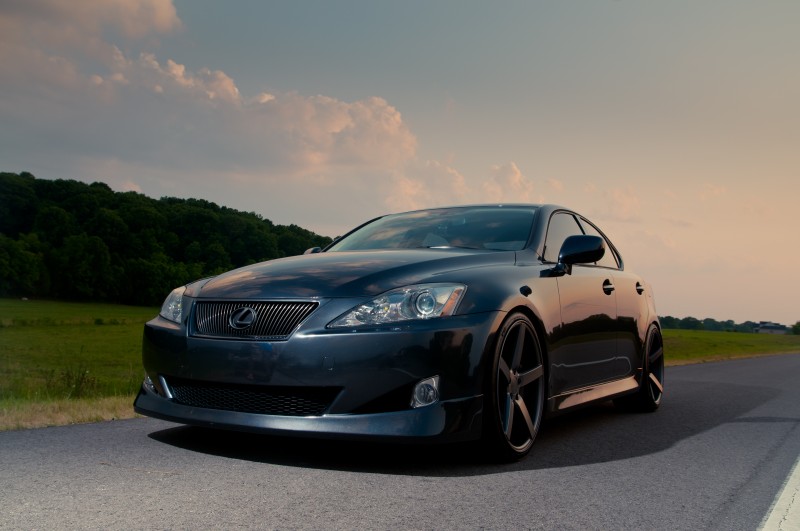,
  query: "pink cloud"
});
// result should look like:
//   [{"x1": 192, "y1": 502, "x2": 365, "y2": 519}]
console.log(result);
[
  {"x1": 0, "y1": 0, "x2": 418, "y2": 186},
  {"x1": 482, "y1": 162, "x2": 535, "y2": 202}
]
